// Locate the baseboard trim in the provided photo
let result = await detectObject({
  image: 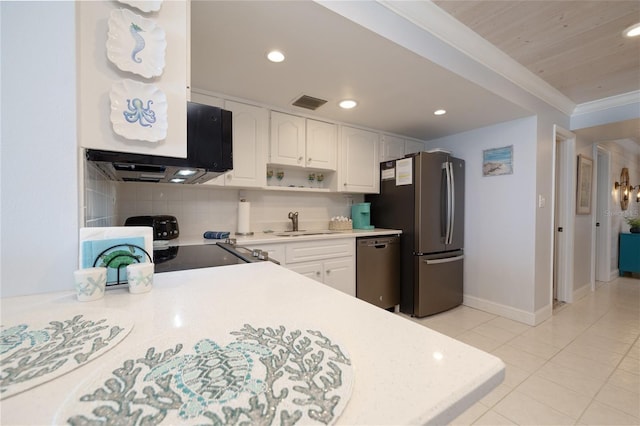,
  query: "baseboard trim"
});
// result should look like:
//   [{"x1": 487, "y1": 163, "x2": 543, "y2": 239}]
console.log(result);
[{"x1": 463, "y1": 295, "x2": 544, "y2": 326}]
